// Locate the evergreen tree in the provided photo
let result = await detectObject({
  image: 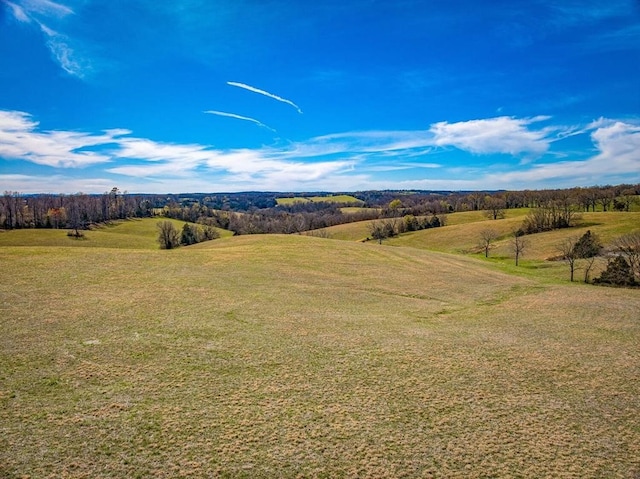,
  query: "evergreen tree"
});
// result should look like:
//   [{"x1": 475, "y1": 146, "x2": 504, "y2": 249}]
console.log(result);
[
  {"x1": 594, "y1": 255, "x2": 636, "y2": 286},
  {"x1": 573, "y1": 230, "x2": 601, "y2": 258}
]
